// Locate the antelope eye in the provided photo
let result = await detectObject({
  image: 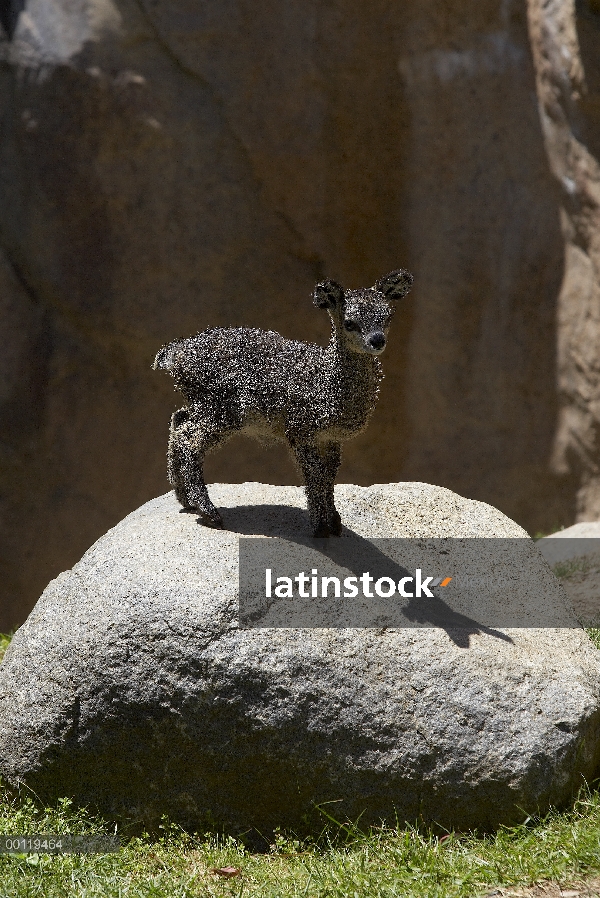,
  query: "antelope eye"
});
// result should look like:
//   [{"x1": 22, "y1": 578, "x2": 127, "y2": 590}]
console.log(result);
[{"x1": 344, "y1": 320, "x2": 359, "y2": 332}]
